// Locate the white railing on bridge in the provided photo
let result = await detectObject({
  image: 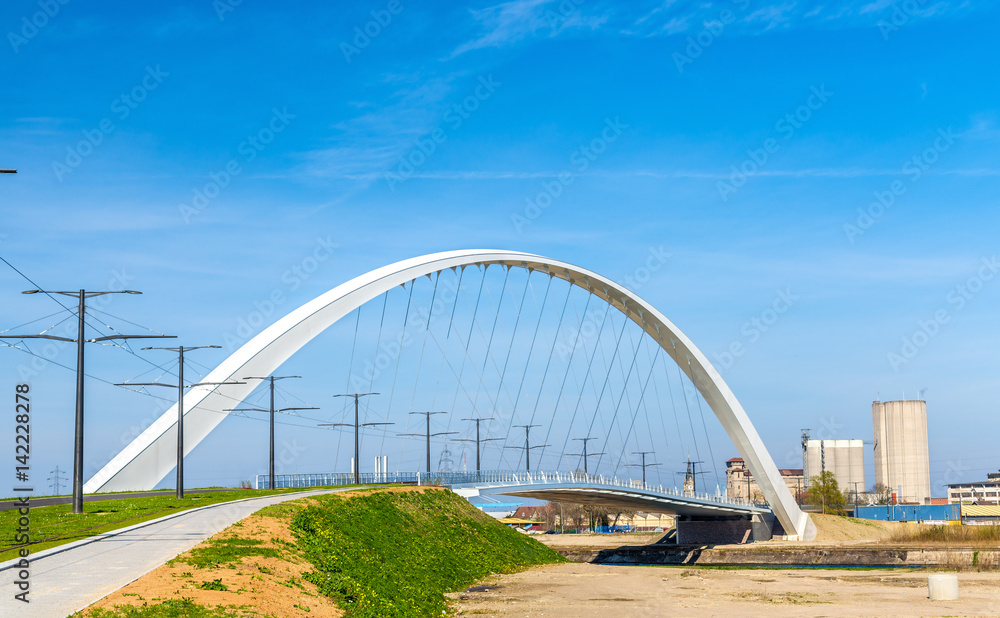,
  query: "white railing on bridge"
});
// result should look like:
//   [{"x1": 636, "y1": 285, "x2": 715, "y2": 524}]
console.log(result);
[
  {"x1": 257, "y1": 470, "x2": 767, "y2": 509},
  {"x1": 427, "y1": 470, "x2": 765, "y2": 509},
  {"x1": 254, "y1": 471, "x2": 418, "y2": 489}
]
